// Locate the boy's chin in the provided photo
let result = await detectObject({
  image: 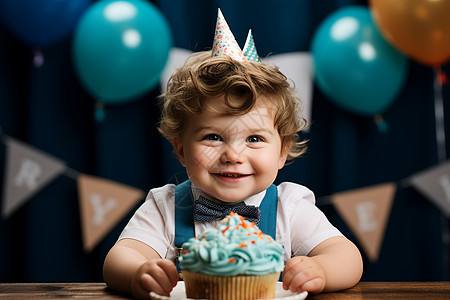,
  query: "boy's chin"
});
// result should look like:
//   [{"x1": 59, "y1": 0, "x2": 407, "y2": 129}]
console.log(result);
[
  {"x1": 218, "y1": 198, "x2": 246, "y2": 204},
  {"x1": 202, "y1": 189, "x2": 248, "y2": 203},
  {"x1": 208, "y1": 193, "x2": 245, "y2": 204},
  {"x1": 212, "y1": 190, "x2": 258, "y2": 203}
]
